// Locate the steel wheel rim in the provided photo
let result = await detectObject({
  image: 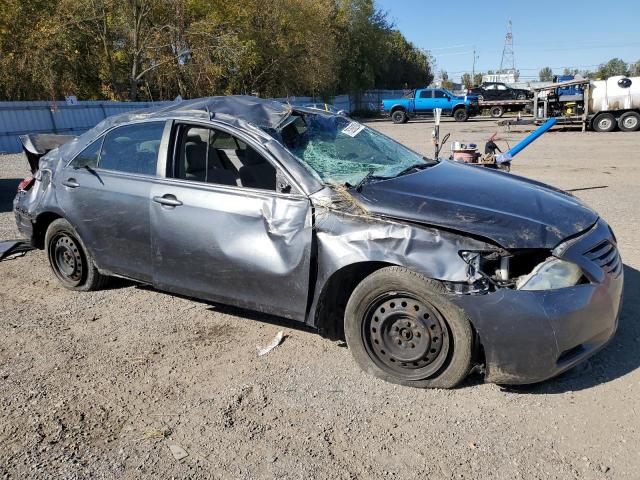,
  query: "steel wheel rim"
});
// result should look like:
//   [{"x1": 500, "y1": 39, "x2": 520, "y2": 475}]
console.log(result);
[
  {"x1": 392, "y1": 112, "x2": 403, "y2": 122},
  {"x1": 362, "y1": 293, "x2": 450, "y2": 381},
  {"x1": 599, "y1": 118, "x2": 613, "y2": 130},
  {"x1": 49, "y1": 233, "x2": 84, "y2": 286},
  {"x1": 623, "y1": 116, "x2": 638, "y2": 129}
]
